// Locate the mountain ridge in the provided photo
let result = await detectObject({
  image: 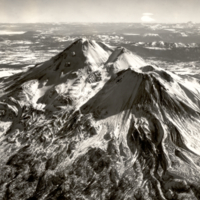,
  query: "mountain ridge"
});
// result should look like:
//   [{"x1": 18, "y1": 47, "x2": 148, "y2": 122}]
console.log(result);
[{"x1": 0, "y1": 38, "x2": 200, "y2": 200}]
